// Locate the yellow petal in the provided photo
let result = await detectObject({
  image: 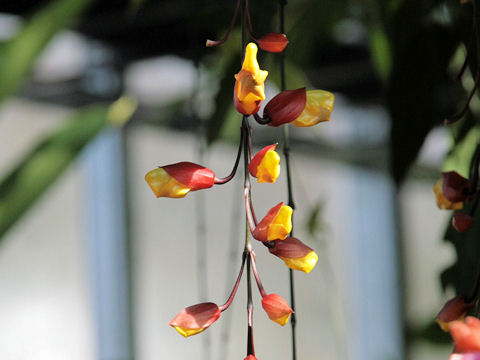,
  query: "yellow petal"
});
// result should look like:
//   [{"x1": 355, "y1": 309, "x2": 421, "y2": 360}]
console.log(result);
[
  {"x1": 267, "y1": 205, "x2": 292, "y2": 240},
  {"x1": 433, "y1": 179, "x2": 463, "y2": 210},
  {"x1": 242, "y1": 43, "x2": 260, "y2": 74},
  {"x1": 145, "y1": 168, "x2": 190, "y2": 198},
  {"x1": 282, "y1": 251, "x2": 318, "y2": 274},
  {"x1": 292, "y1": 90, "x2": 335, "y2": 127},
  {"x1": 256, "y1": 150, "x2": 281, "y2": 183},
  {"x1": 172, "y1": 326, "x2": 205, "y2": 337},
  {"x1": 272, "y1": 313, "x2": 291, "y2": 326}
]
